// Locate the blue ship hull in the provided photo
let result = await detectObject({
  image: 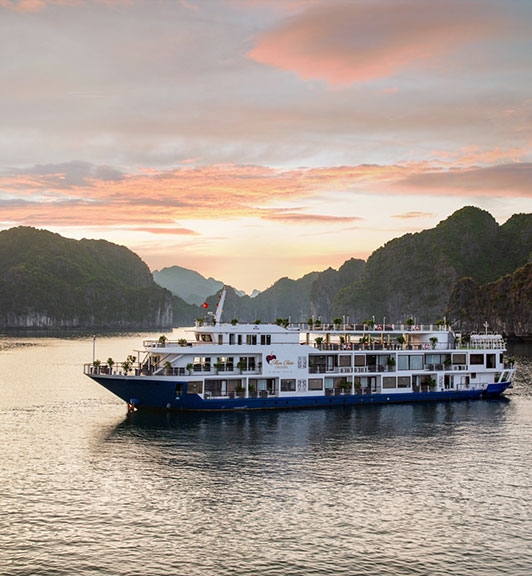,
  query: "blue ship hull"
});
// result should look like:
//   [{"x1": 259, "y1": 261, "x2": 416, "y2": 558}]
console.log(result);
[{"x1": 89, "y1": 375, "x2": 512, "y2": 411}]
